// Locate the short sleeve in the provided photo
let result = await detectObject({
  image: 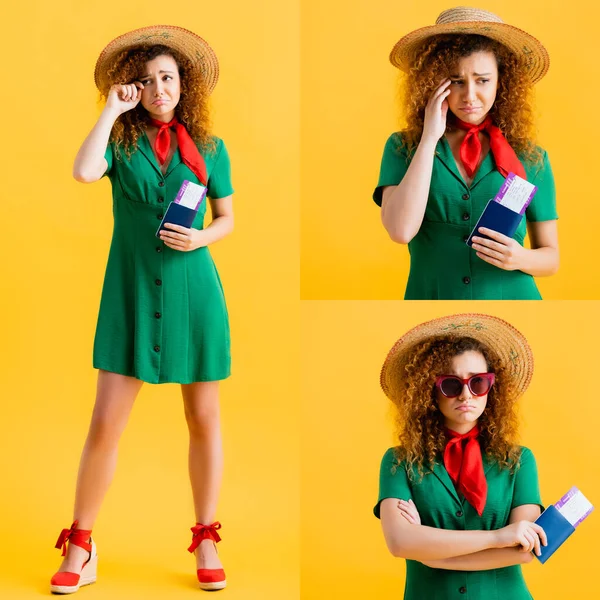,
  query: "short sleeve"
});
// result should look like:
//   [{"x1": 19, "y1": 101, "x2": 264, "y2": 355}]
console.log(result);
[
  {"x1": 102, "y1": 143, "x2": 113, "y2": 179},
  {"x1": 374, "y1": 447, "x2": 413, "y2": 518},
  {"x1": 373, "y1": 133, "x2": 411, "y2": 207},
  {"x1": 207, "y1": 139, "x2": 234, "y2": 200},
  {"x1": 511, "y1": 447, "x2": 543, "y2": 510},
  {"x1": 525, "y1": 150, "x2": 558, "y2": 222}
]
